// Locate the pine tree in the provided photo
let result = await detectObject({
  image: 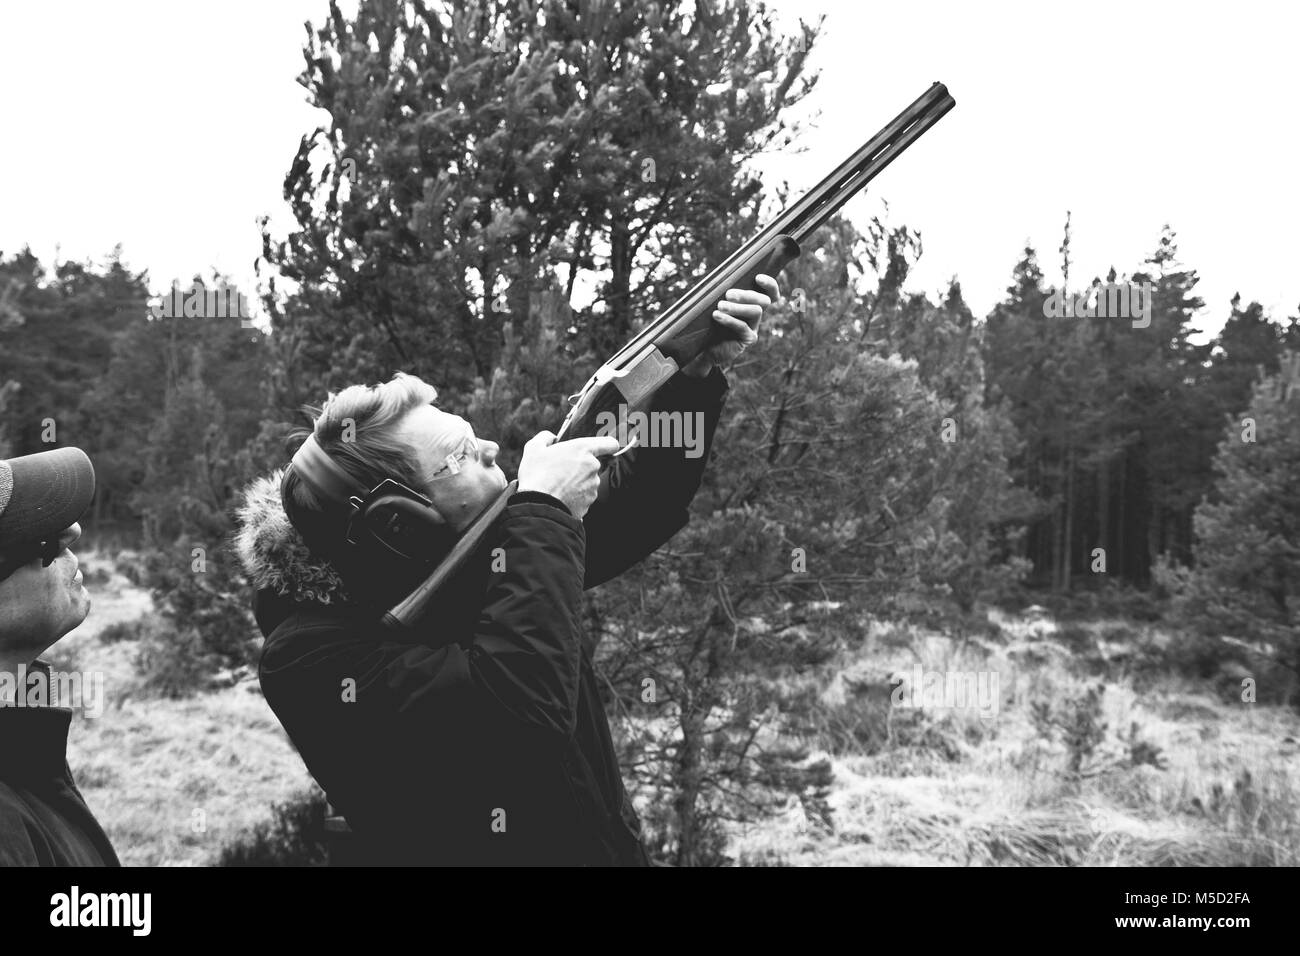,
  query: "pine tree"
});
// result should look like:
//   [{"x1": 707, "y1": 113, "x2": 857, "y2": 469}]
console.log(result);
[
  {"x1": 1163, "y1": 356, "x2": 1300, "y2": 703},
  {"x1": 261, "y1": 0, "x2": 819, "y2": 413},
  {"x1": 591, "y1": 218, "x2": 1026, "y2": 863},
  {"x1": 0, "y1": 248, "x2": 148, "y2": 466}
]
